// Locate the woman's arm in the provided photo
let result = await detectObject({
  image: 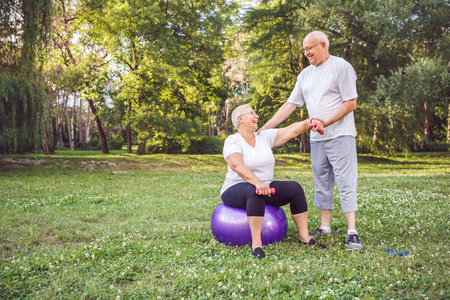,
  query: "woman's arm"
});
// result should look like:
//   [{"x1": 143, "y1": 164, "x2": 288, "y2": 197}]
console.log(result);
[
  {"x1": 273, "y1": 120, "x2": 310, "y2": 147},
  {"x1": 226, "y1": 153, "x2": 272, "y2": 196},
  {"x1": 257, "y1": 102, "x2": 297, "y2": 134}
]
